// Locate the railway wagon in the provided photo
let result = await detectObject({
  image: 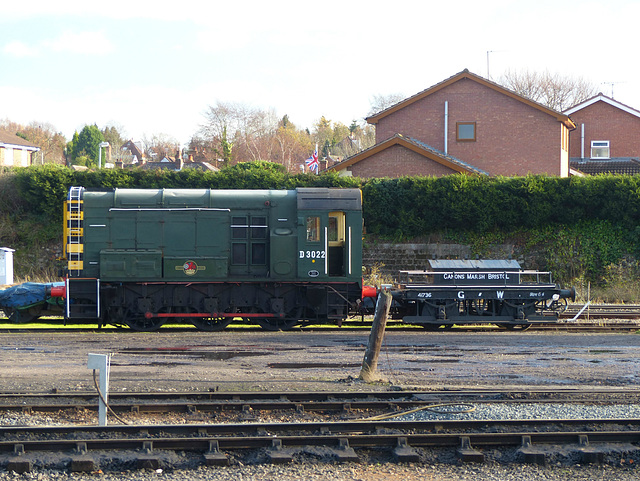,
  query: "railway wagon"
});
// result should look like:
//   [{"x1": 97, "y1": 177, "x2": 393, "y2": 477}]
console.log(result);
[
  {"x1": 63, "y1": 186, "x2": 364, "y2": 331},
  {"x1": 390, "y1": 259, "x2": 575, "y2": 330}
]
